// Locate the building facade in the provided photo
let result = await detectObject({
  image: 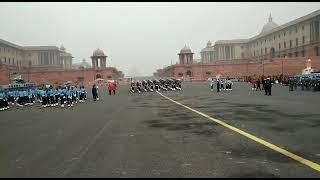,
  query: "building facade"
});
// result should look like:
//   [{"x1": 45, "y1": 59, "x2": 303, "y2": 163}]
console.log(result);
[
  {"x1": 0, "y1": 48, "x2": 123, "y2": 86},
  {"x1": 200, "y1": 10, "x2": 320, "y2": 63},
  {"x1": 0, "y1": 39, "x2": 73, "y2": 69}
]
